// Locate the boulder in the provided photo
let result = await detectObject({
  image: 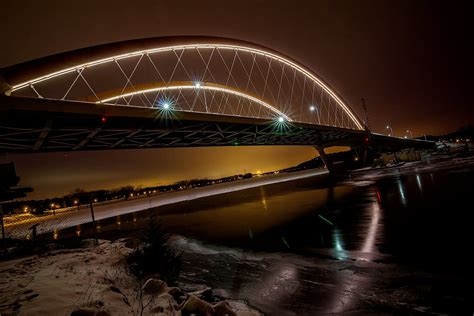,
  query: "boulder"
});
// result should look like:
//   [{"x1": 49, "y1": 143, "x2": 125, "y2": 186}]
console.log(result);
[
  {"x1": 180, "y1": 294, "x2": 215, "y2": 316},
  {"x1": 213, "y1": 300, "x2": 237, "y2": 316},
  {"x1": 148, "y1": 293, "x2": 176, "y2": 315},
  {"x1": 167, "y1": 286, "x2": 187, "y2": 304},
  {"x1": 143, "y1": 278, "x2": 167, "y2": 295},
  {"x1": 189, "y1": 287, "x2": 213, "y2": 303}
]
